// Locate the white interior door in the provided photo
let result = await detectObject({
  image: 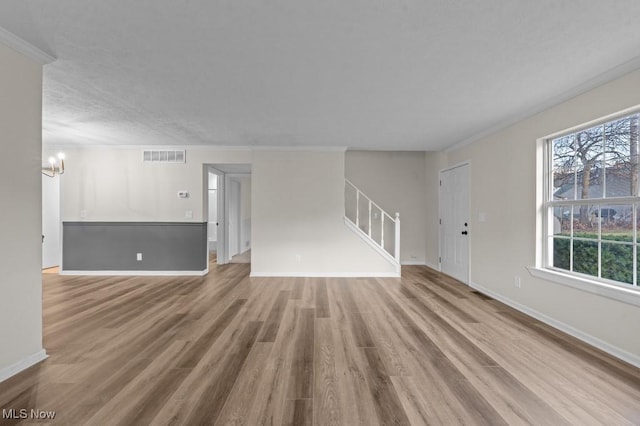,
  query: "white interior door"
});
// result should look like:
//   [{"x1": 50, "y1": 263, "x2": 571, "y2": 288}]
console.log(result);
[
  {"x1": 42, "y1": 175, "x2": 60, "y2": 269},
  {"x1": 440, "y1": 163, "x2": 470, "y2": 283}
]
